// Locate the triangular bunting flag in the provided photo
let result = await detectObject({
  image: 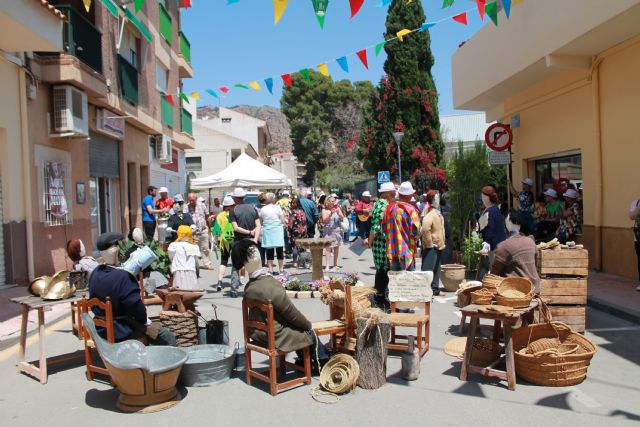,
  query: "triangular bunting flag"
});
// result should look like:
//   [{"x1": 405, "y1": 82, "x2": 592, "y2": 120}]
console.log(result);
[
  {"x1": 317, "y1": 63, "x2": 330, "y2": 77},
  {"x1": 485, "y1": 2, "x2": 498, "y2": 26},
  {"x1": 503, "y1": 0, "x2": 512, "y2": 18},
  {"x1": 349, "y1": 0, "x2": 364, "y2": 19},
  {"x1": 441, "y1": 0, "x2": 454, "y2": 8},
  {"x1": 179, "y1": 93, "x2": 190, "y2": 104},
  {"x1": 336, "y1": 56, "x2": 349, "y2": 73},
  {"x1": 375, "y1": 41, "x2": 386, "y2": 56},
  {"x1": 281, "y1": 74, "x2": 293, "y2": 87},
  {"x1": 299, "y1": 68, "x2": 312, "y2": 83},
  {"x1": 356, "y1": 49, "x2": 368, "y2": 70},
  {"x1": 419, "y1": 22, "x2": 436, "y2": 32},
  {"x1": 134, "y1": 0, "x2": 144, "y2": 13},
  {"x1": 475, "y1": 0, "x2": 486, "y2": 21},
  {"x1": 273, "y1": 0, "x2": 289, "y2": 25},
  {"x1": 82, "y1": 0, "x2": 91, "y2": 12},
  {"x1": 452, "y1": 12, "x2": 468, "y2": 26},
  {"x1": 181, "y1": 0, "x2": 192, "y2": 8},
  {"x1": 165, "y1": 94, "x2": 176, "y2": 107},
  {"x1": 190, "y1": 91, "x2": 200, "y2": 100},
  {"x1": 219, "y1": 87, "x2": 229, "y2": 94},
  {"x1": 375, "y1": 0, "x2": 392, "y2": 7},
  {"x1": 264, "y1": 78, "x2": 274, "y2": 94},
  {"x1": 206, "y1": 89, "x2": 218, "y2": 99},
  {"x1": 228, "y1": 0, "x2": 240, "y2": 4},
  {"x1": 248, "y1": 81, "x2": 262, "y2": 90},
  {"x1": 234, "y1": 84, "x2": 250, "y2": 89},
  {"x1": 396, "y1": 29, "x2": 412, "y2": 42},
  {"x1": 312, "y1": 0, "x2": 329, "y2": 29}
]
